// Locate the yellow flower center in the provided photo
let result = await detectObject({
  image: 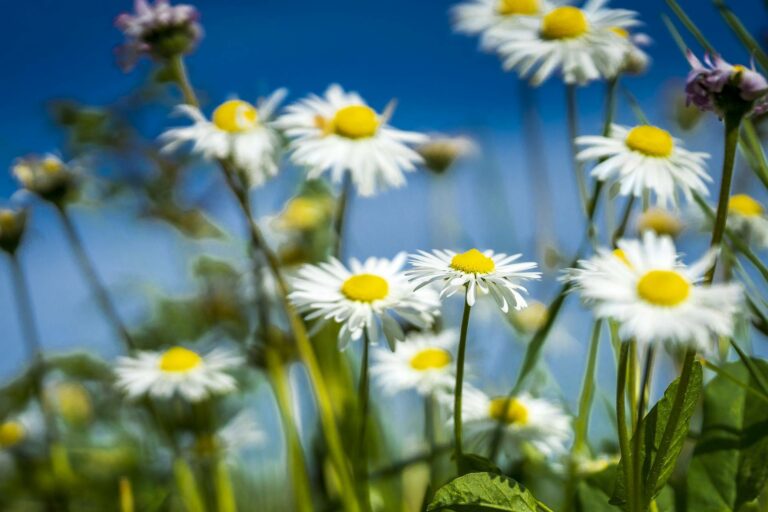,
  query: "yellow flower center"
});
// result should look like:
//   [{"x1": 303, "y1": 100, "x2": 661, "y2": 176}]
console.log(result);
[
  {"x1": 541, "y1": 7, "x2": 589, "y2": 40},
  {"x1": 330, "y1": 105, "x2": 380, "y2": 139},
  {"x1": 410, "y1": 348, "x2": 452, "y2": 371},
  {"x1": 212, "y1": 100, "x2": 259, "y2": 133},
  {"x1": 0, "y1": 210, "x2": 17, "y2": 232},
  {"x1": 159, "y1": 346, "x2": 203, "y2": 372},
  {"x1": 625, "y1": 126, "x2": 675, "y2": 158},
  {"x1": 636, "y1": 270, "x2": 690, "y2": 307},
  {"x1": 341, "y1": 274, "x2": 389, "y2": 302},
  {"x1": 279, "y1": 197, "x2": 328, "y2": 230},
  {"x1": 610, "y1": 26, "x2": 629, "y2": 38},
  {"x1": 637, "y1": 208, "x2": 683, "y2": 237},
  {"x1": 613, "y1": 249, "x2": 632, "y2": 267},
  {"x1": 729, "y1": 194, "x2": 764, "y2": 217},
  {"x1": 497, "y1": 0, "x2": 539, "y2": 16},
  {"x1": 488, "y1": 397, "x2": 529, "y2": 425},
  {"x1": 450, "y1": 249, "x2": 495, "y2": 274},
  {"x1": 0, "y1": 421, "x2": 25, "y2": 448},
  {"x1": 41, "y1": 156, "x2": 63, "y2": 174}
]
